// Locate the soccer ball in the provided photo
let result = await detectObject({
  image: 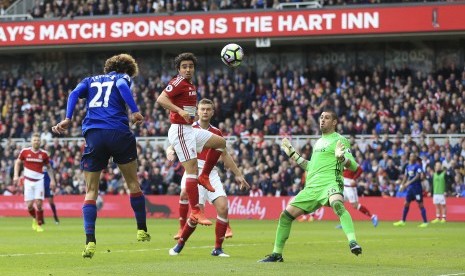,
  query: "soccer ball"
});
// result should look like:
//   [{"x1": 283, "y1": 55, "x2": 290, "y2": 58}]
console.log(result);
[{"x1": 220, "y1": 43, "x2": 244, "y2": 68}]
